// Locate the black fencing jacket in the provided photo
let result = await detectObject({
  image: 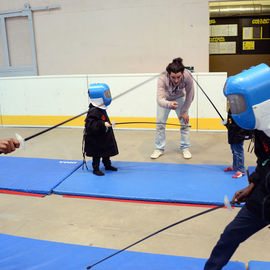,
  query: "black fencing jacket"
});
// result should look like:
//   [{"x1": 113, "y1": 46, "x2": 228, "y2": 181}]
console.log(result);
[
  {"x1": 83, "y1": 104, "x2": 118, "y2": 158},
  {"x1": 227, "y1": 110, "x2": 252, "y2": 144},
  {"x1": 247, "y1": 130, "x2": 270, "y2": 222}
]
